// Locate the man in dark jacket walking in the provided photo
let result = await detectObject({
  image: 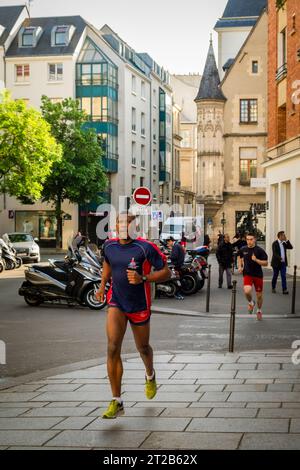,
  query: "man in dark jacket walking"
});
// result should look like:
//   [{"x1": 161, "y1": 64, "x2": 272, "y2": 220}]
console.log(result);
[
  {"x1": 166, "y1": 237, "x2": 185, "y2": 300},
  {"x1": 216, "y1": 234, "x2": 233, "y2": 289},
  {"x1": 271, "y1": 231, "x2": 293, "y2": 294}
]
